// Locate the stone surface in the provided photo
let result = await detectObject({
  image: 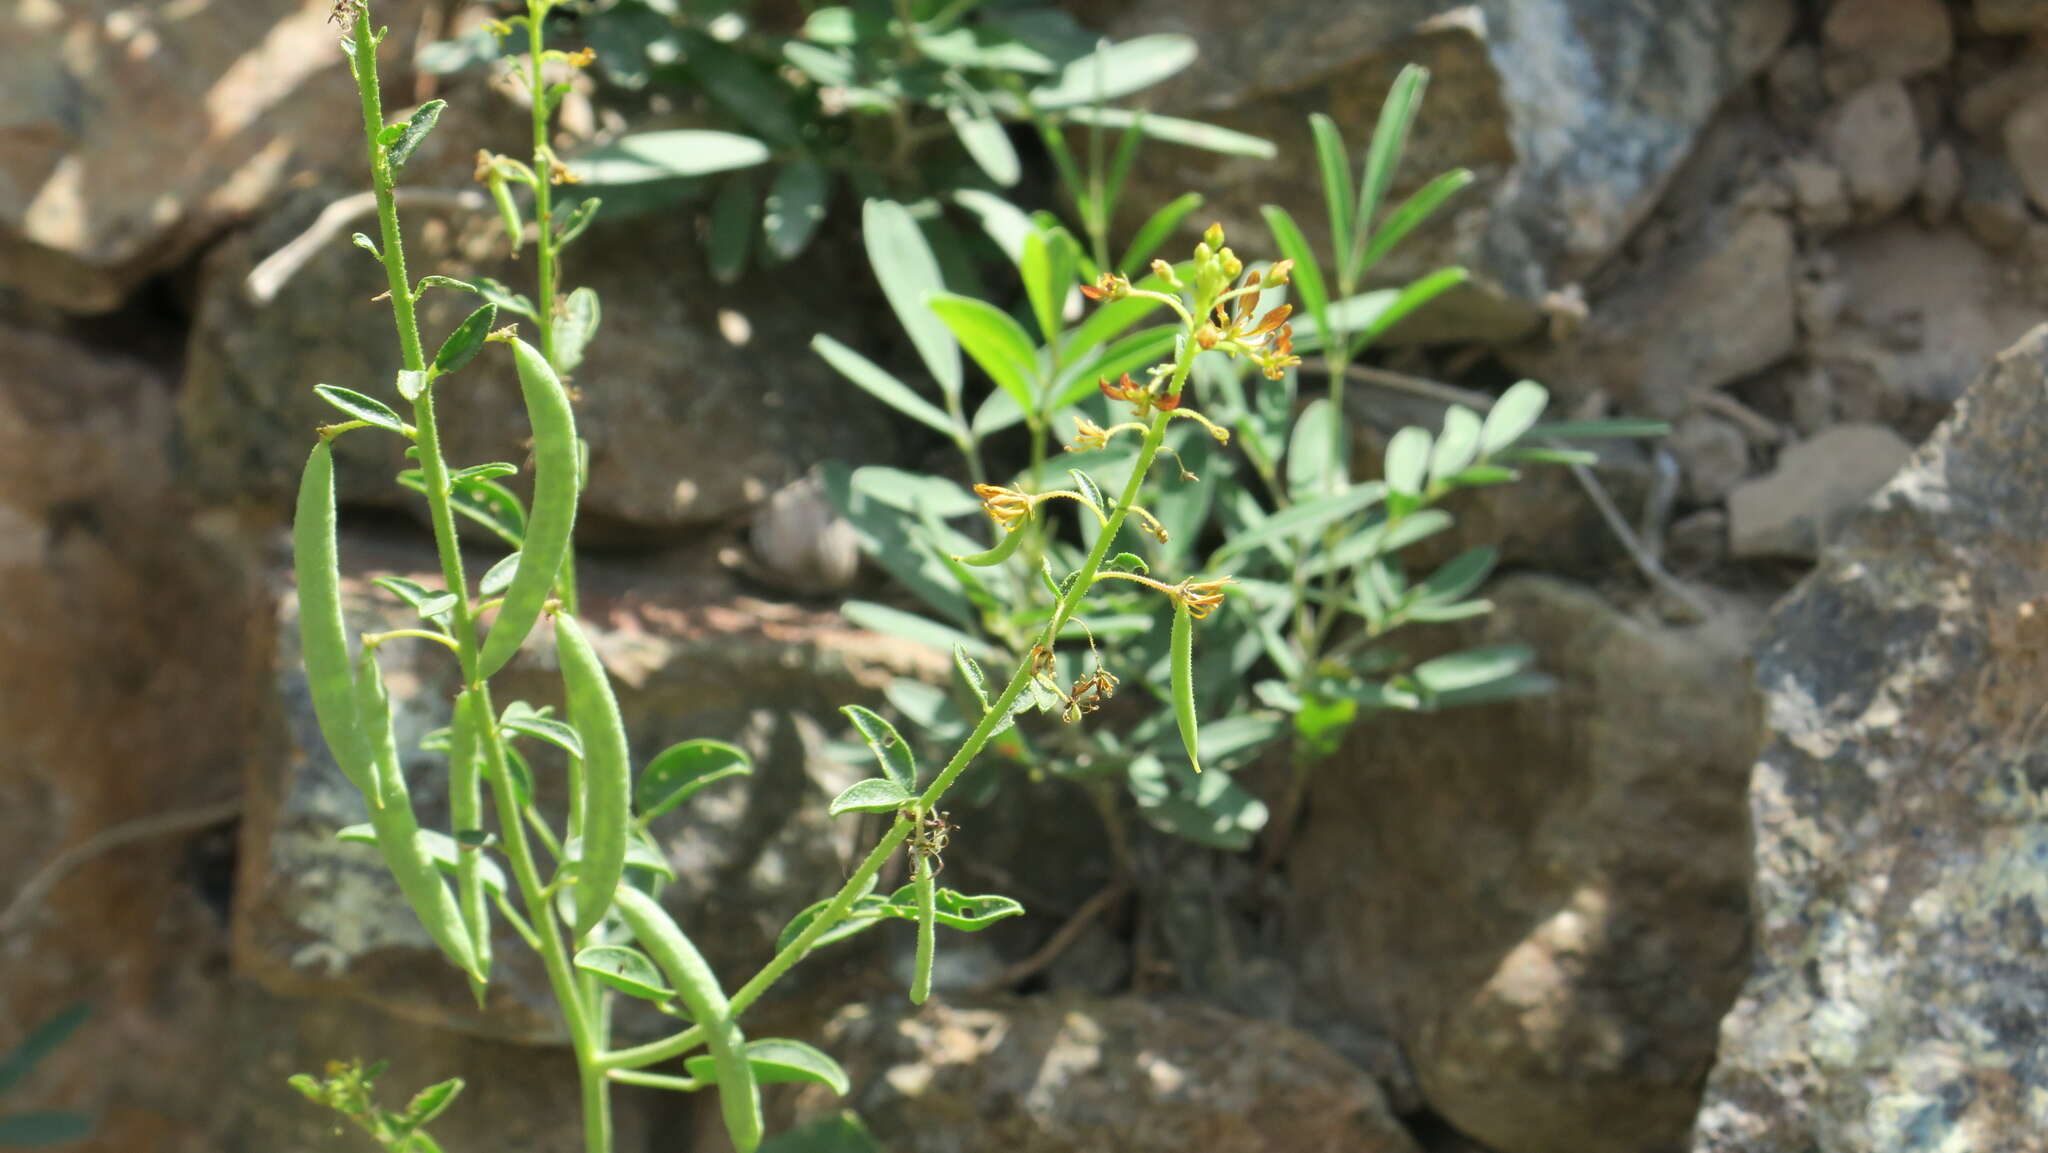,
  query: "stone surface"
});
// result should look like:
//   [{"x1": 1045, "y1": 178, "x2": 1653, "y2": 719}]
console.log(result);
[
  {"x1": 237, "y1": 526, "x2": 948, "y2": 1039},
  {"x1": 1784, "y1": 156, "x2": 1852, "y2": 233},
  {"x1": 1673, "y1": 413, "x2": 1751, "y2": 503},
  {"x1": 1822, "y1": 81, "x2": 1924, "y2": 221},
  {"x1": 1820, "y1": 0, "x2": 1953, "y2": 92},
  {"x1": 1976, "y1": 0, "x2": 2048, "y2": 33},
  {"x1": 0, "y1": 321, "x2": 265, "y2": 1152},
  {"x1": 1727, "y1": 424, "x2": 1914, "y2": 559},
  {"x1": 179, "y1": 185, "x2": 897, "y2": 533},
  {"x1": 748, "y1": 471, "x2": 862, "y2": 595},
  {"x1": 1505, "y1": 210, "x2": 1798, "y2": 418},
  {"x1": 1693, "y1": 323, "x2": 2048, "y2": 1152},
  {"x1": 1917, "y1": 140, "x2": 1961, "y2": 226},
  {"x1": 1958, "y1": 146, "x2": 2031, "y2": 249},
  {"x1": 2002, "y1": 88, "x2": 2048, "y2": 215},
  {"x1": 783, "y1": 996, "x2": 1422, "y2": 1153},
  {"x1": 1087, "y1": 0, "x2": 1794, "y2": 341},
  {"x1": 1288, "y1": 576, "x2": 1761, "y2": 1153},
  {"x1": 0, "y1": 0, "x2": 428, "y2": 312}
]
